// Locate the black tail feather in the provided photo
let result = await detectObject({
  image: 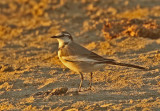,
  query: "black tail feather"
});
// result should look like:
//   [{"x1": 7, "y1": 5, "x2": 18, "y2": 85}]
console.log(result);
[
  {"x1": 108, "y1": 61, "x2": 146, "y2": 70},
  {"x1": 96, "y1": 61, "x2": 146, "y2": 70}
]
